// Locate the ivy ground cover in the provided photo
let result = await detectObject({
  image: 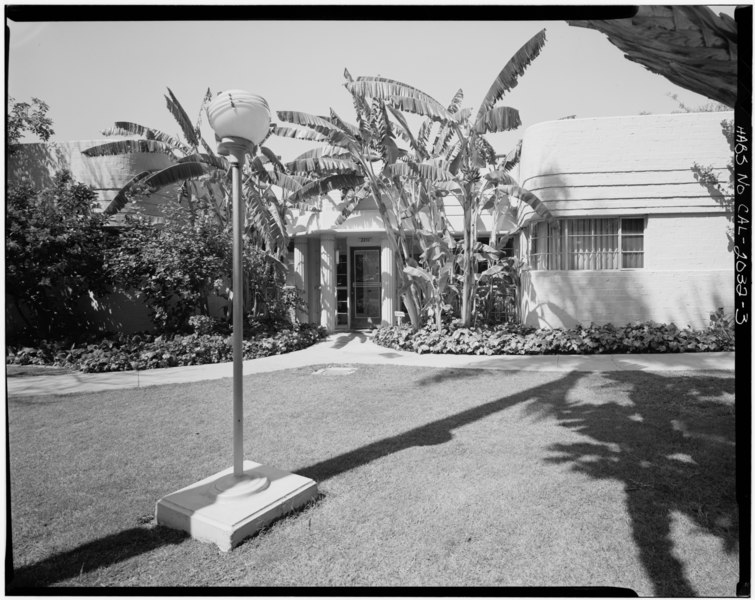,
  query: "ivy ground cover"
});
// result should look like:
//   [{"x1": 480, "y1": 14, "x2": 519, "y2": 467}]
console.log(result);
[
  {"x1": 8, "y1": 365, "x2": 736, "y2": 594},
  {"x1": 373, "y1": 320, "x2": 734, "y2": 356}
]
